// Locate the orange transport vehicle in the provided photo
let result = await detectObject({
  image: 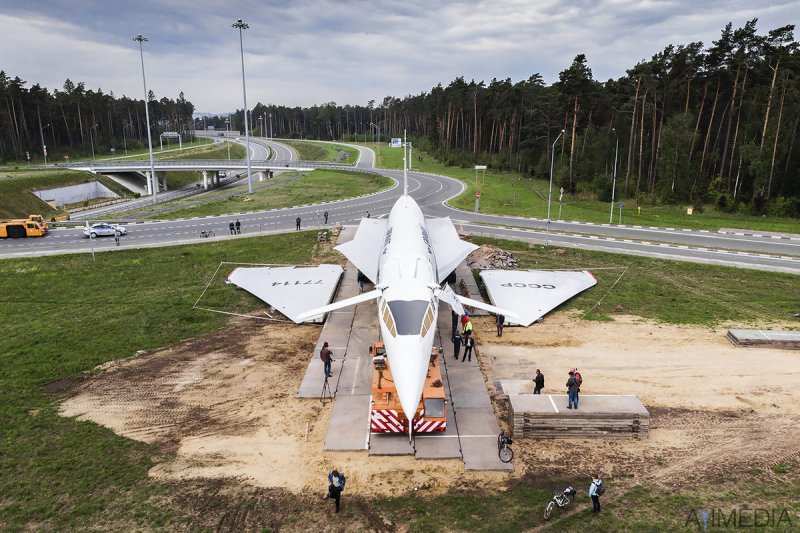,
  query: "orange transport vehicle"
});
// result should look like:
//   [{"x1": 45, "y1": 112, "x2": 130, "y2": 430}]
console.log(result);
[{"x1": 369, "y1": 341, "x2": 447, "y2": 434}]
